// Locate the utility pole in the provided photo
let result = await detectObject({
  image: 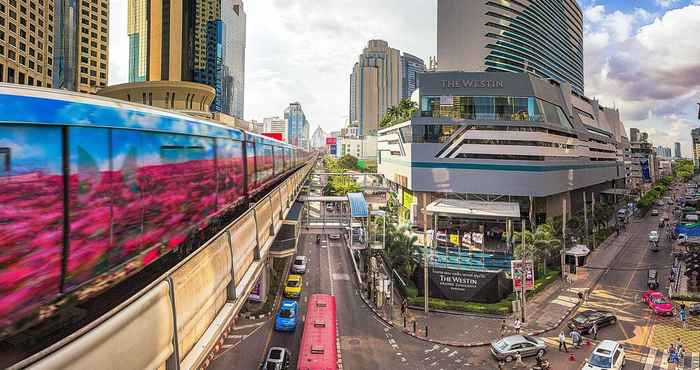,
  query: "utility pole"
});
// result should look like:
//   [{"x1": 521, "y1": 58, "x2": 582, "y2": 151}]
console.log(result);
[
  {"x1": 583, "y1": 192, "x2": 589, "y2": 247},
  {"x1": 562, "y1": 198, "x2": 567, "y2": 278},
  {"x1": 422, "y1": 193, "x2": 429, "y2": 315},
  {"x1": 520, "y1": 219, "x2": 527, "y2": 323},
  {"x1": 591, "y1": 192, "x2": 597, "y2": 250}
]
